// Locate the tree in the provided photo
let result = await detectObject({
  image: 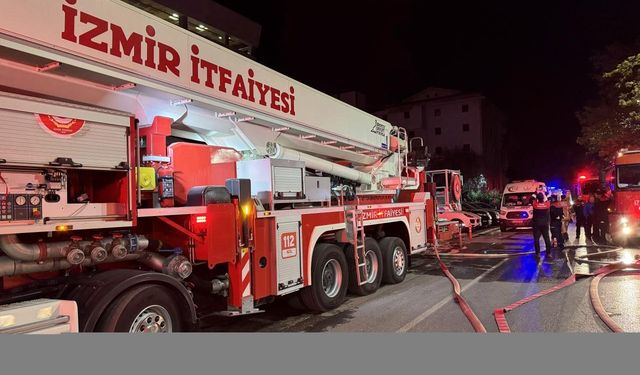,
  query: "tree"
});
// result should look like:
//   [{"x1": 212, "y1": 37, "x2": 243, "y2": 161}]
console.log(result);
[
  {"x1": 462, "y1": 174, "x2": 487, "y2": 195},
  {"x1": 577, "y1": 42, "x2": 640, "y2": 162}
]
